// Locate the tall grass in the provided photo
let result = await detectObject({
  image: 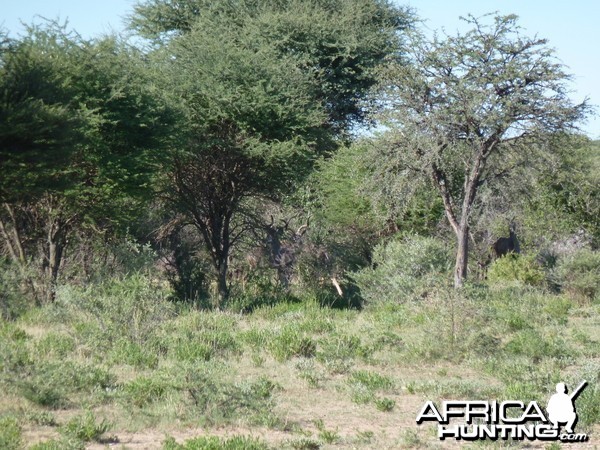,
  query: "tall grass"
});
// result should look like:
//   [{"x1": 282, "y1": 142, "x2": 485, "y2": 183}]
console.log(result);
[{"x1": 2, "y1": 263, "x2": 600, "y2": 448}]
